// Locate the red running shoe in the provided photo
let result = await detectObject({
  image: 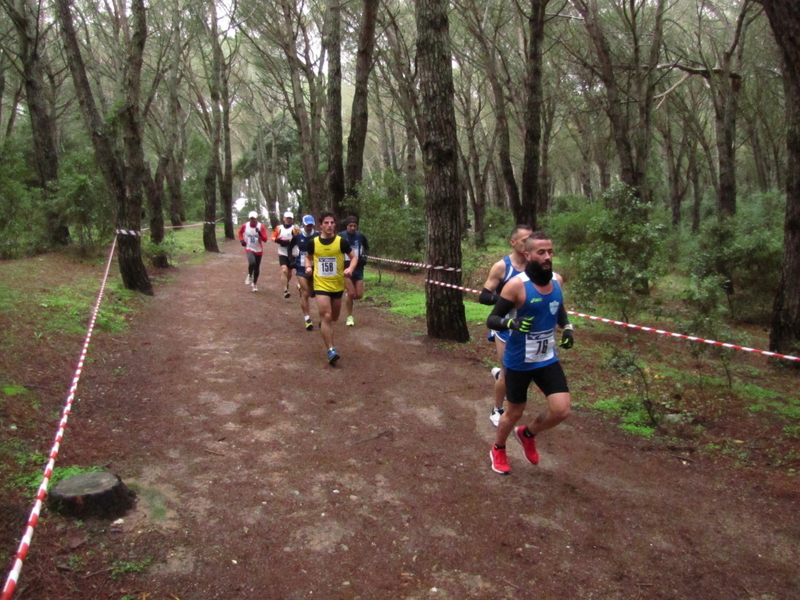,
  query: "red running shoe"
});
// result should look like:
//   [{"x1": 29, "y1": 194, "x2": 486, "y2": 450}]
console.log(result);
[
  {"x1": 514, "y1": 426, "x2": 540, "y2": 465},
  {"x1": 490, "y1": 445, "x2": 511, "y2": 475}
]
